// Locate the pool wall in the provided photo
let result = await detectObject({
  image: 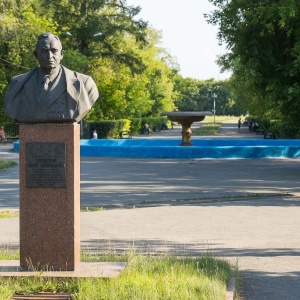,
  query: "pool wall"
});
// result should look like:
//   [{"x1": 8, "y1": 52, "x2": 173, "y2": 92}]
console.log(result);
[{"x1": 13, "y1": 139, "x2": 300, "y2": 159}]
